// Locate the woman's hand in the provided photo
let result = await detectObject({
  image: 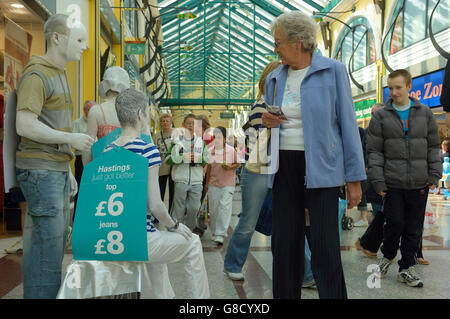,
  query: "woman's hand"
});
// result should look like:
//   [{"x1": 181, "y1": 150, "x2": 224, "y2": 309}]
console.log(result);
[
  {"x1": 346, "y1": 181, "x2": 362, "y2": 209},
  {"x1": 262, "y1": 111, "x2": 284, "y2": 129}
]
